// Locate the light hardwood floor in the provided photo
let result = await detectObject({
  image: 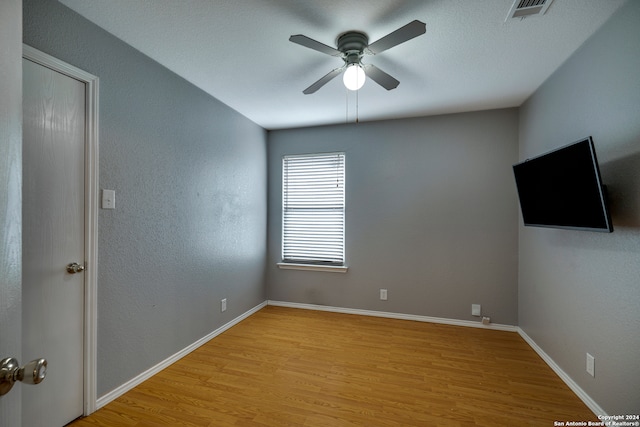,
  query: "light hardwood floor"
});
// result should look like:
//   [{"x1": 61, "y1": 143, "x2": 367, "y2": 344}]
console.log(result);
[{"x1": 69, "y1": 306, "x2": 598, "y2": 426}]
